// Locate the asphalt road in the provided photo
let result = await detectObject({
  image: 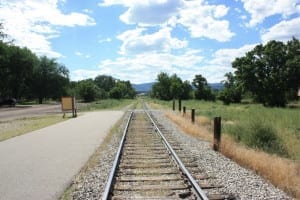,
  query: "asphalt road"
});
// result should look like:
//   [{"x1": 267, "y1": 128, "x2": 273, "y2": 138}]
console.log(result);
[
  {"x1": 0, "y1": 110, "x2": 124, "y2": 200},
  {"x1": 0, "y1": 104, "x2": 62, "y2": 121}
]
